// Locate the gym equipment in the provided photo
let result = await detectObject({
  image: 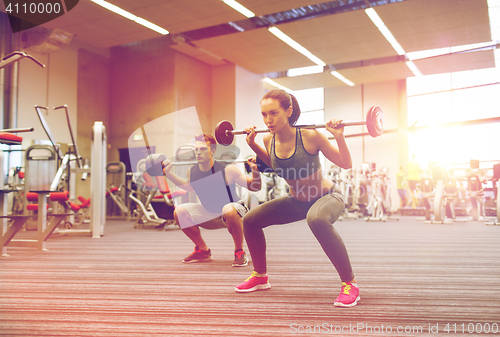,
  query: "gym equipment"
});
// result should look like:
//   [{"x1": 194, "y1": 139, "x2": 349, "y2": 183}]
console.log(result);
[
  {"x1": 91, "y1": 122, "x2": 107, "y2": 237},
  {"x1": 55, "y1": 105, "x2": 82, "y2": 168},
  {"x1": 215, "y1": 106, "x2": 384, "y2": 145},
  {"x1": 418, "y1": 177, "x2": 435, "y2": 221},
  {"x1": 429, "y1": 166, "x2": 467, "y2": 223},
  {"x1": 492, "y1": 164, "x2": 500, "y2": 225},
  {"x1": 336, "y1": 168, "x2": 361, "y2": 220},
  {"x1": 33, "y1": 105, "x2": 106, "y2": 238},
  {"x1": 106, "y1": 162, "x2": 129, "y2": 219},
  {"x1": 35, "y1": 106, "x2": 84, "y2": 191},
  {"x1": 24, "y1": 145, "x2": 58, "y2": 203},
  {"x1": 144, "y1": 153, "x2": 252, "y2": 177},
  {"x1": 1, "y1": 128, "x2": 35, "y2": 256},
  {"x1": 0, "y1": 51, "x2": 45, "y2": 70},
  {"x1": 467, "y1": 174, "x2": 485, "y2": 221},
  {"x1": 0, "y1": 127, "x2": 34, "y2": 133},
  {"x1": 365, "y1": 168, "x2": 398, "y2": 222},
  {"x1": 128, "y1": 169, "x2": 185, "y2": 229}
]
